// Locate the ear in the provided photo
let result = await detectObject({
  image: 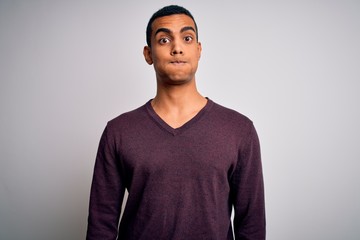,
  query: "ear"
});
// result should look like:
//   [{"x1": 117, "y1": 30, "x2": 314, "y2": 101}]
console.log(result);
[
  {"x1": 197, "y1": 42, "x2": 202, "y2": 60},
  {"x1": 143, "y1": 46, "x2": 153, "y2": 65}
]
